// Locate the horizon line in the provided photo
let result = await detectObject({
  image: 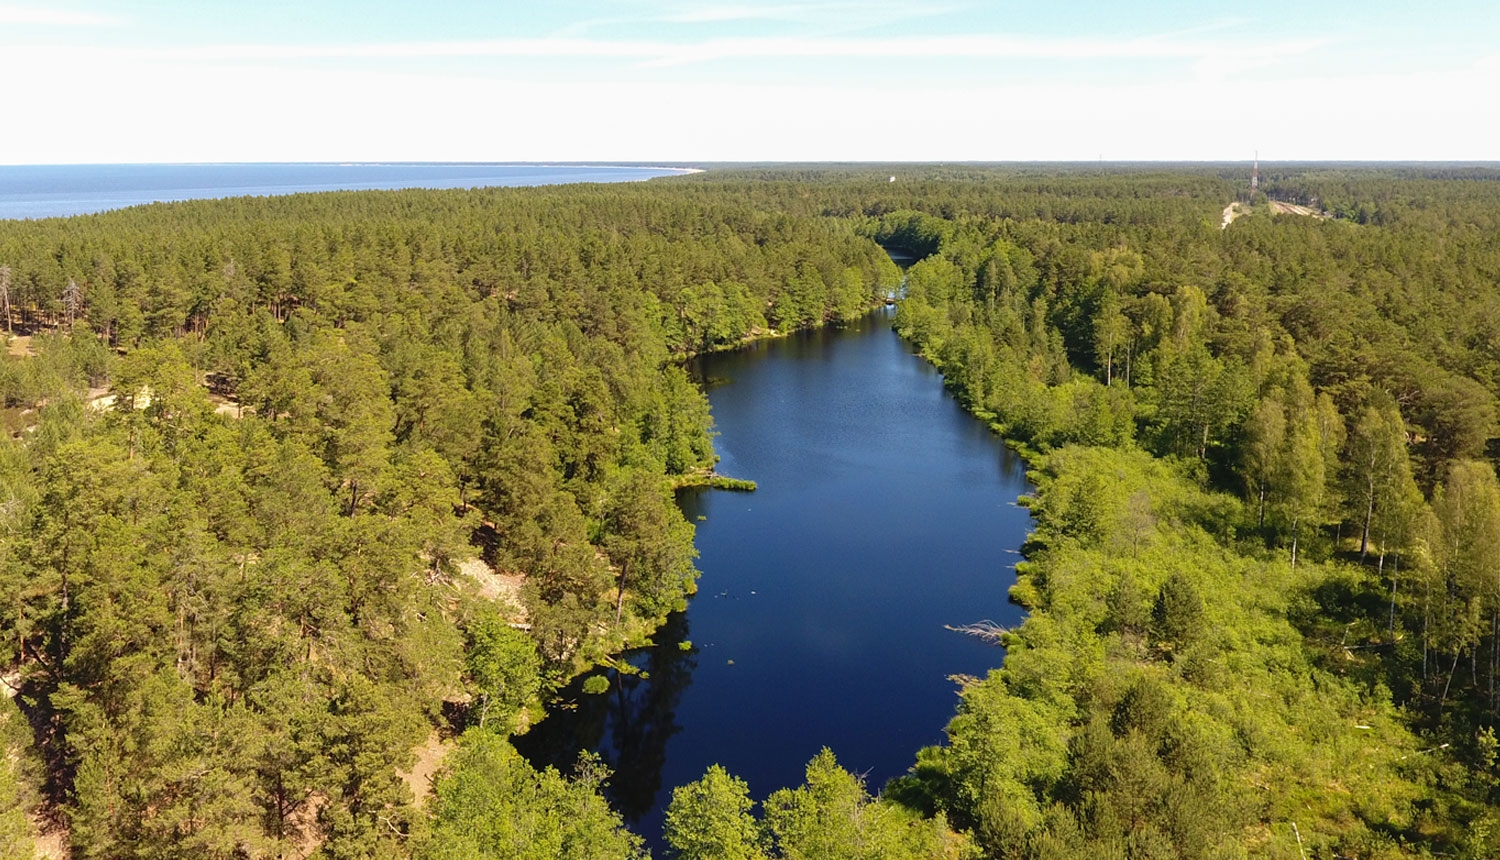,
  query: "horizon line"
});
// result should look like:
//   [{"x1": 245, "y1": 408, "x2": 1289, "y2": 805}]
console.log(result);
[{"x1": 5, "y1": 159, "x2": 1500, "y2": 168}]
